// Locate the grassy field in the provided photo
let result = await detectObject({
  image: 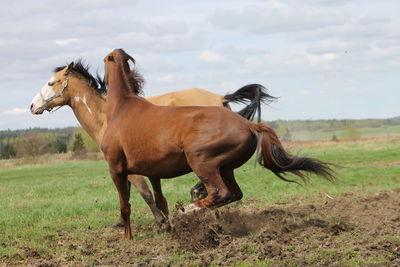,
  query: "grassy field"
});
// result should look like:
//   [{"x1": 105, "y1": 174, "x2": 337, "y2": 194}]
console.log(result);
[
  {"x1": 291, "y1": 124, "x2": 400, "y2": 141},
  {"x1": 1, "y1": 137, "x2": 400, "y2": 265}
]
